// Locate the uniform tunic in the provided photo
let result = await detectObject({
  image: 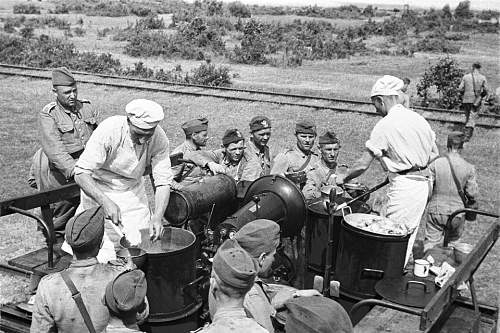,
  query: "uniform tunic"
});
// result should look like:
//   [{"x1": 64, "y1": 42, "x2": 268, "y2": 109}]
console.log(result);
[
  {"x1": 245, "y1": 140, "x2": 271, "y2": 178},
  {"x1": 29, "y1": 100, "x2": 98, "y2": 231},
  {"x1": 424, "y1": 153, "x2": 478, "y2": 250},
  {"x1": 458, "y1": 72, "x2": 489, "y2": 127},
  {"x1": 365, "y1": 104, "x2": 438, "y2": 265},
  {"x1": 30, "y1": 258, "x2": 126, "y2": 333},
  {"x1": 170, "y1": 140, "x2": 207, "y2": 188},
  {"x1": 197, "y1": 308, "x2": 268, "y2": 333},
  {"x1": 69, "y1": 116, "x2": 173, "y2": 260},
  {"x1": 303, "y1": 159, "x2": 338, "y2": 201},
  {"x1": 270, "y1": 146, "x2": 319, "y2": 177}
]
